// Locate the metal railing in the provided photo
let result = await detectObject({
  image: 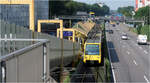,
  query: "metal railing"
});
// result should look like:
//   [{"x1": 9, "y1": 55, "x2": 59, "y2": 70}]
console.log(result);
[{"x1": 0, "y1": 38, "x2": 50, "y2": 82}]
